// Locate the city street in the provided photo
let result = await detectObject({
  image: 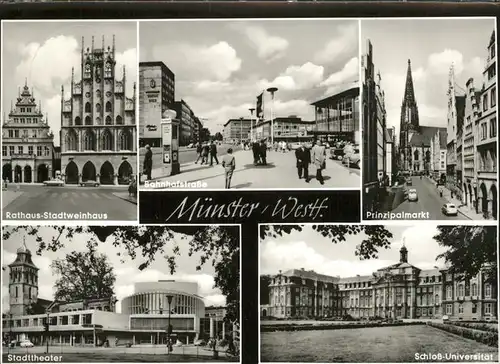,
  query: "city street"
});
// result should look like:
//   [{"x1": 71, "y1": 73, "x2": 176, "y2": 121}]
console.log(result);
[
  {"x1": 142, "y1": 148, "x2": 360, "y2": 189},
  {"x1": 2, "y1": 185, "x2": 137, "y2": 221},
  {"x1": 391, "y1": 177, "x2": 469, "y2": 220},
  {"x1": 138, "y1": 144, "x2": 239, "y2": 171}
]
